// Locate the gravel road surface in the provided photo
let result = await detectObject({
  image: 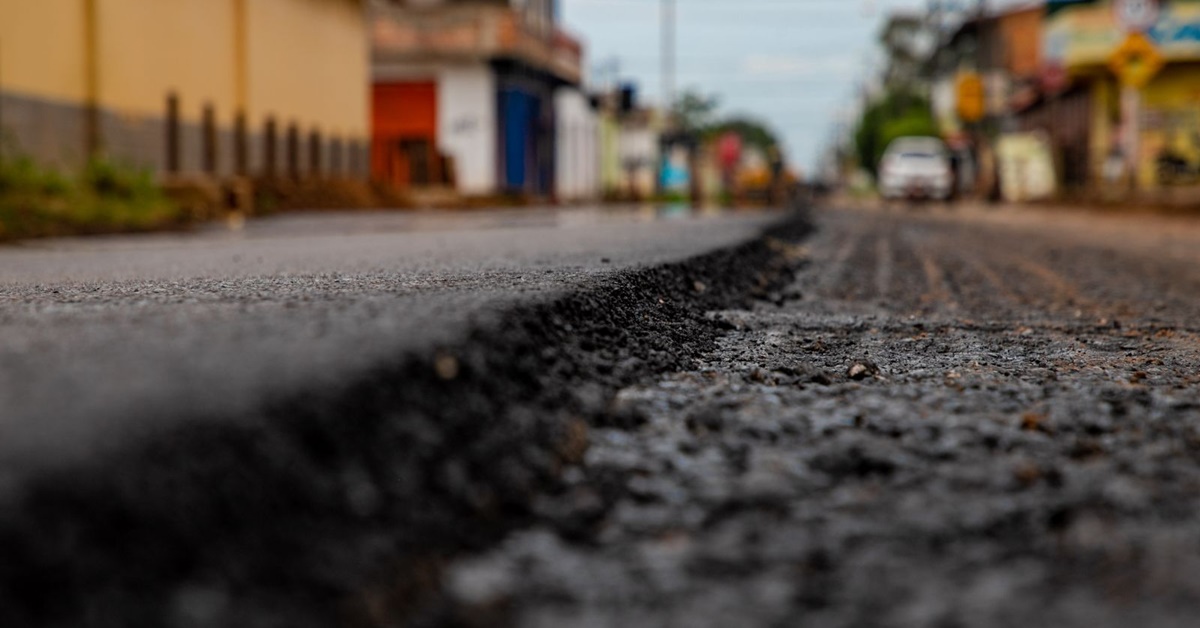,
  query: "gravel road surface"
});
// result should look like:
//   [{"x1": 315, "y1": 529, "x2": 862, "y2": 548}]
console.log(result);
[{"x1": 452, "y1": 205, "x2": 1200, "y2": 628}]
